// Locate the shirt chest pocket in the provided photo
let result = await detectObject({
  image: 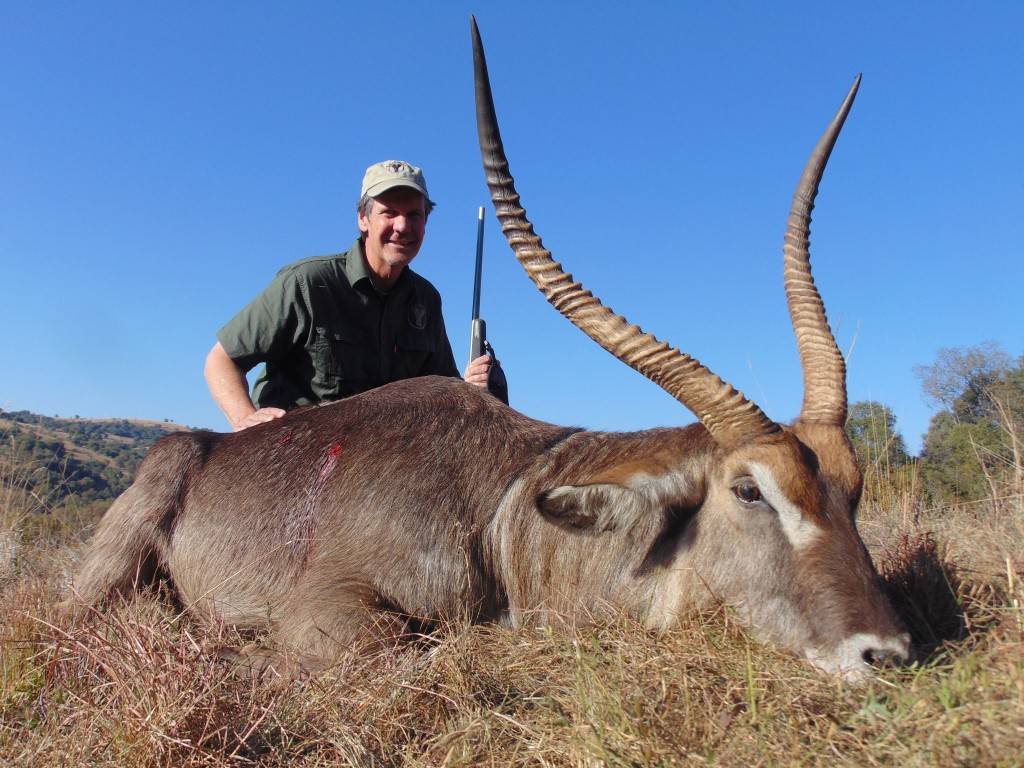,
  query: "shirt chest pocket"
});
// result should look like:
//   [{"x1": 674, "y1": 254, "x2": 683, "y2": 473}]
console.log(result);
[
  {"x1": 393, "y1": 326, "x2": 436, "y2": 377},
  {"x1": 313, "y1": 325, "x2": 374, "y2": 384}
]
